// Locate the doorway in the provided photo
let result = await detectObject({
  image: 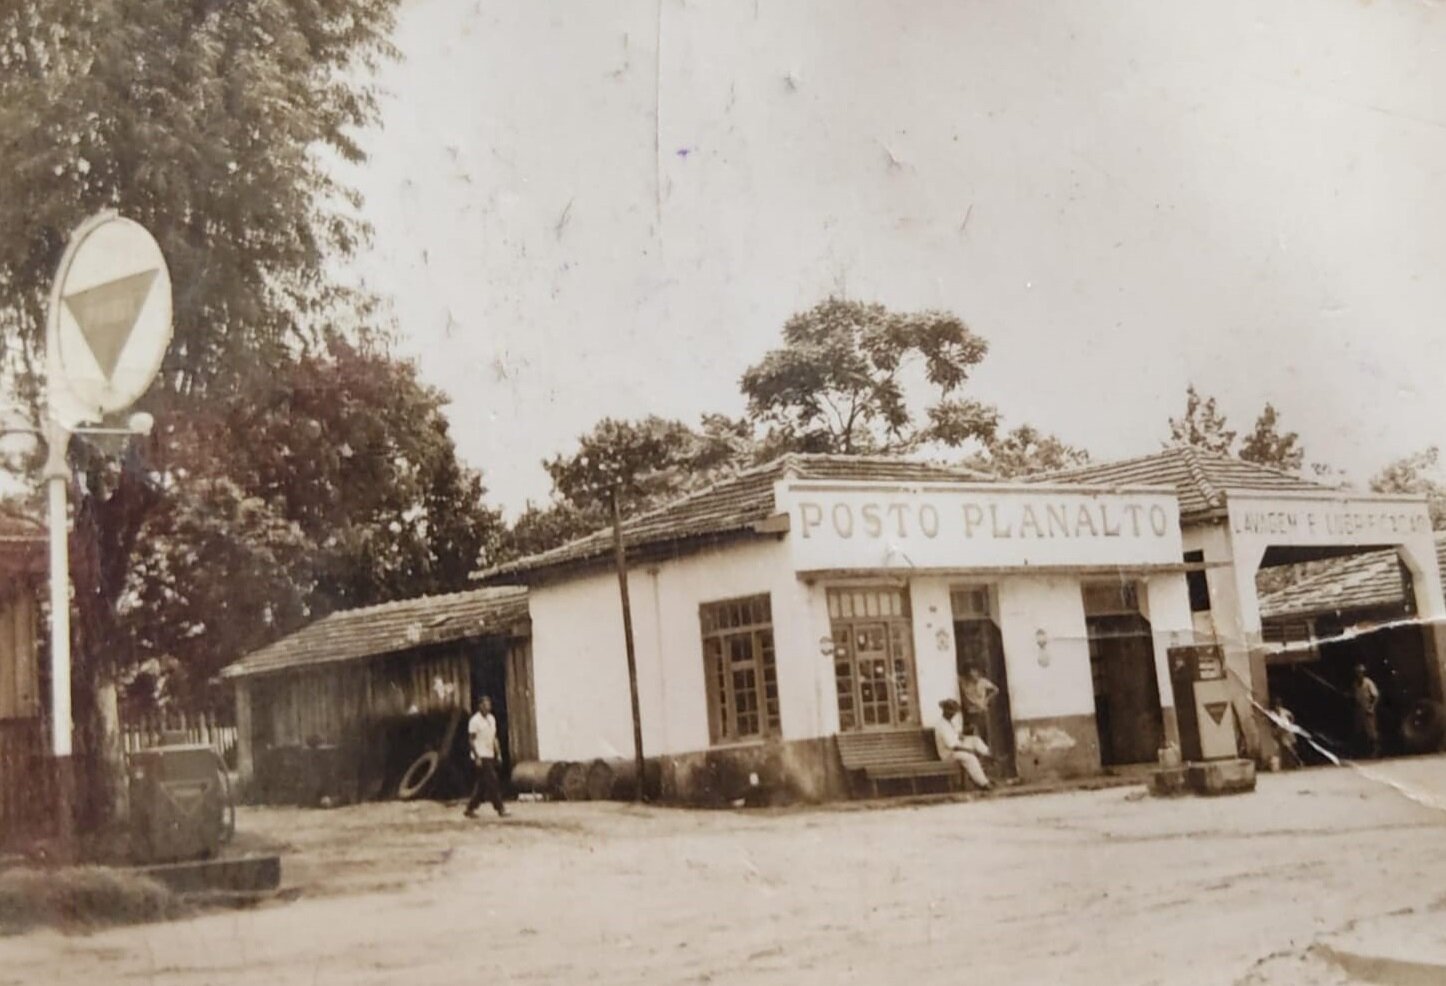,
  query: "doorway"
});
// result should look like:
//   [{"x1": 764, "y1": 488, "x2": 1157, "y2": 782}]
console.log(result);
[
  {"x1": 829, "y1": 587, "x2": 919, "y2": 731},
  {"x1": 1084, "y1": 582, "x2": 1164, "y2": 766},
  {"x1": 951, "y1": 586, "x2": 1015, "y2": 775}
]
